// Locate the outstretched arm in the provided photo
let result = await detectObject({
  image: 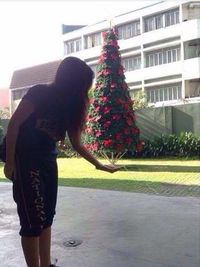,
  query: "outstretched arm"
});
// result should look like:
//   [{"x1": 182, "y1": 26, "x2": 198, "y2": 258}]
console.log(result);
[{"x1": 67, "y1": 129, "x2": 121, "y2": 173}]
